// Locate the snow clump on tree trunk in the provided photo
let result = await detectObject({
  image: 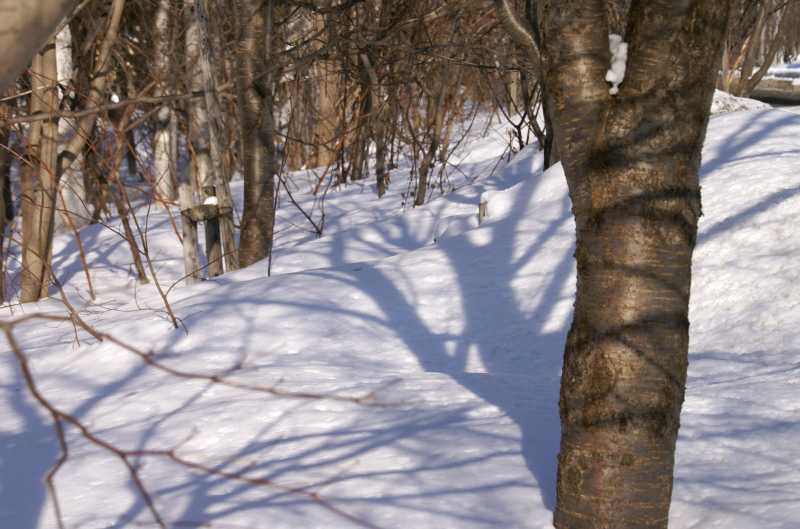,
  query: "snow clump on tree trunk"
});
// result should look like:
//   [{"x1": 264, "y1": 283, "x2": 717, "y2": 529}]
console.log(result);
[{"x1": 606, "y1": 34, "x2": 628, "y2": 95}]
